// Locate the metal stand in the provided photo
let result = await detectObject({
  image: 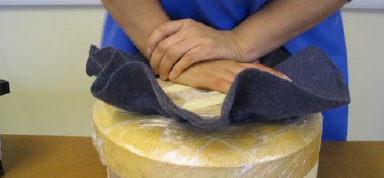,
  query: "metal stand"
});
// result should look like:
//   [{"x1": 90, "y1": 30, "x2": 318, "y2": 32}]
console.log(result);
[{"x1": 0, "y1": 79, "x2": 10, "y2": 177}]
